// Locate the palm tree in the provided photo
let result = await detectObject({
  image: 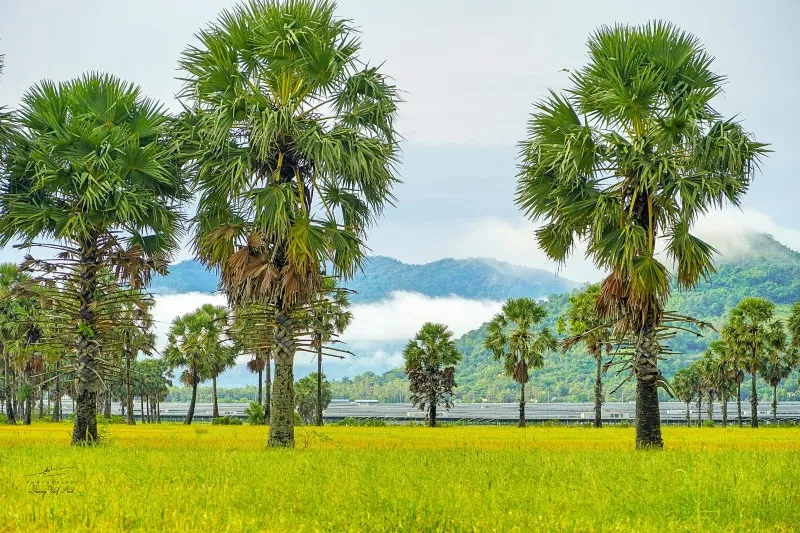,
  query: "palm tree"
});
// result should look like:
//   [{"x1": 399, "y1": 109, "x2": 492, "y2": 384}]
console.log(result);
[
  {"x1": 761, "y1": 332, "x2": 796, "y2": 423},
  {"x1": 246, "y1": 354, "x2": 266, "y2": 407},
  {"x1": 178, "y1": 0, "x2": 399, "y2": 447},
  {"x1": 703, "y1": 340, "x2": 737, "y2": 427},
  {"x1": 516, "y1": 22, "x2": 766, "y2": 448},
  {"x1": 164, "y1": 304, "x2": 228, "y2": 424},
  {"x1": 403, "y1": 322, "x2": 462, "y2": 427},
  {"x1": 0, "y1": 263, "x2": 29, "y2": 424},
  {"x1": 208, "y1": 345, "x2": 237, "y2": 418},
  {"x1": 671, "y1": 366, "x2": 698, "y2": 426},
  {"x1": 722, "y1": 297, "x2": 782, "y2": 428},
  {"x1": 310, "y1": 280, "x2": 353, "y2": 426},
  {"x1": 559, "y1": 284, "x2": 612, "y2": 428},
  {"x1": 0, "y1": 74, "x2": 187, "y2": 444},
  {"x1": 485, "y1": 298, "x2": 557, "y2": 428}
]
